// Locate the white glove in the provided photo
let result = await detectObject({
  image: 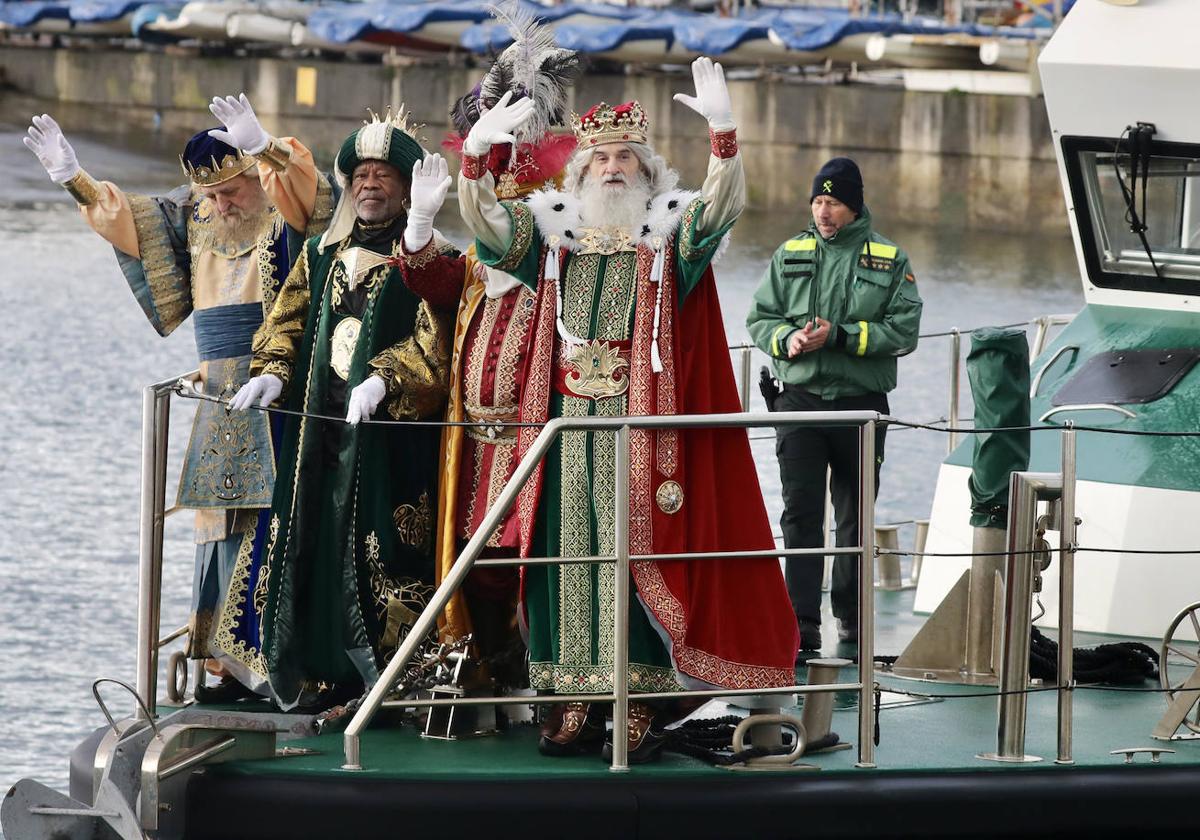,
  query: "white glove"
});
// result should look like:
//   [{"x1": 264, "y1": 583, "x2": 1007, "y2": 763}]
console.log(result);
[
  {"x1": 463, "y1": 90, "x2": 536, "y2": 157},
  {"x1": 404, "y1": 154, "x2": 452, "y2": 253},
  {"x1": 24, "y1": 114, "x2": 81, "y2": 183},
  {"x1": 346, "y1": 375, "x2": 387, "y2": 425},
  {"x1": 208, "y1": 93, "x2": 271, "y2": 155},
  {"x1": 672, "y1": 56, "x2": 735, "y2": 132},
  {"x1": 229, "y1": 374, "x2": 282, "y2": 410}
]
